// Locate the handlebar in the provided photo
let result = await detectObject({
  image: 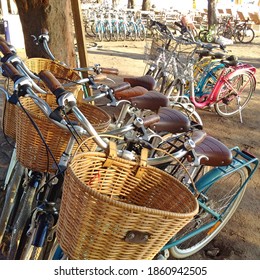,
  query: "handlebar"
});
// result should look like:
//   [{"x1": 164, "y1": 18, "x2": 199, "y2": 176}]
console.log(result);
[
  {"x1": 1, "y1": 62, "x2": 195, "y2": 166},
  {"x1": 1, "y1": 61, "x2": 24, "y2": 82}
]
